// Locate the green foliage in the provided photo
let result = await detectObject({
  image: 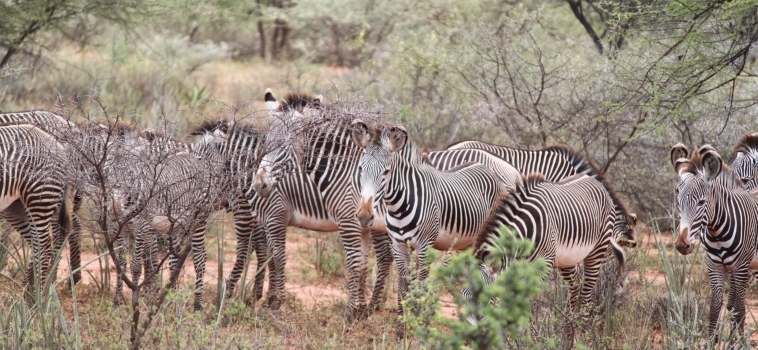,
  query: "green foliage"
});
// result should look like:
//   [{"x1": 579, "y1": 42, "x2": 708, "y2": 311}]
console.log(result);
[
  {"x1": 0, "y1": 0, "x2": 165, "y2": 68},
  {"x1": 403, "y1": 226, "x2": 549, "y2": 349}
]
